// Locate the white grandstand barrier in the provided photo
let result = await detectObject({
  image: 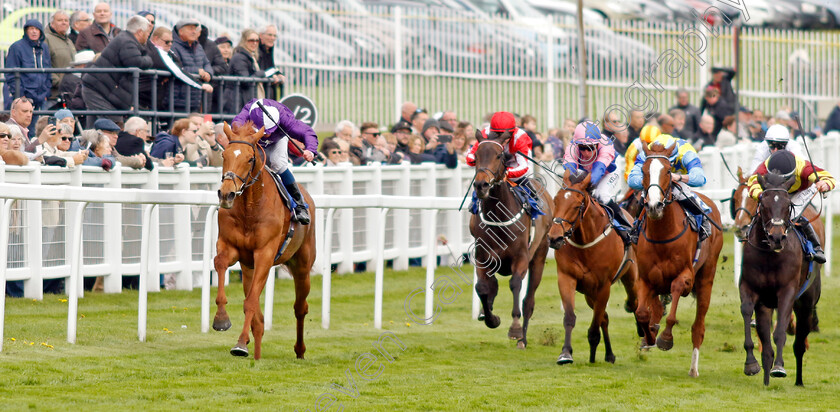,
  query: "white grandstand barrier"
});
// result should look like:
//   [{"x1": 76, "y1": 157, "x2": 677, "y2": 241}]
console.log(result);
[{"x1": 0, "y1": 183, "x2": 218, "y2": 351}]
